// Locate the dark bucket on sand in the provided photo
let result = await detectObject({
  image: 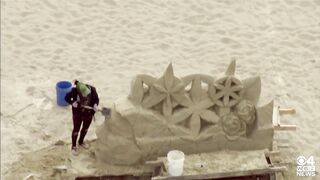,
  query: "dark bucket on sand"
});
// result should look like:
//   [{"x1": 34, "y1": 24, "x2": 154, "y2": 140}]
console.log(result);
[{"x1": 56, "y1": 81, "x2": 72, "y2": 106}]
